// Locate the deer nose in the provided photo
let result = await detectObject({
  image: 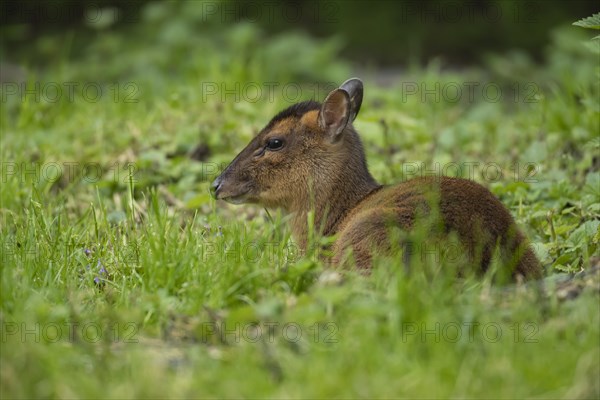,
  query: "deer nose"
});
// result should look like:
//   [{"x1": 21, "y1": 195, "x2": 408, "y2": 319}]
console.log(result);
[{"x1": 210, "y1": 176, "x2": 222, "y2": 199}]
